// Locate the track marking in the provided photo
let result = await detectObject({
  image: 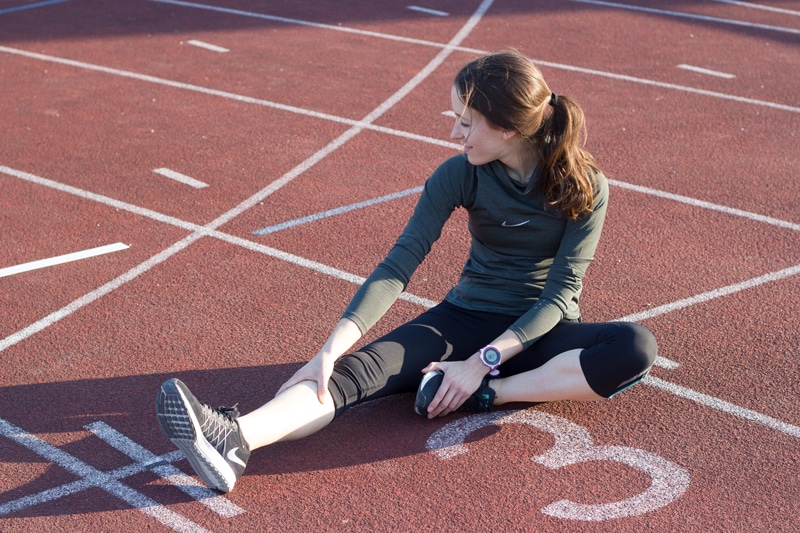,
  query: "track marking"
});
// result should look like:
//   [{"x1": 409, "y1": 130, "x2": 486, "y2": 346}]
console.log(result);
[
  {"x1": 253, "y1": 186, "x2": 424, "y2": 235},
  {"x1": 709, "y1": 0, "x2": 800, "y2": 17},
  {"x1": 185, "y1": 39, "x2": 229, "y2": 53},
  {"x1": 0, "y1": 417, "x2": 213, "y2": 533},
  {"x1": 0, "y1": 0, "x2": 68, "y2": 16},
  {"x1": 618, "y1": 263, "x2": 800, "y2": 324},
  {"x1": 571, "y1": 0, "x2": 800, "y2": 35},
  {"x1": 85, "y1": 421, "x2": 244, "y2": 518},
  {"x1": 677, "y1": 64, "x2": 735, "y2": 79},
  {"x1": 608, "y1": 179, "x2": 800, "y2": 232},
  {"x1": 153, "y1": 167, "x2": 209, "y2": 189},
  {"x1": 407, "y1": 5, "x2": 449, "y2": 17},
  {"x1": 142, "y1": 0, "x2": 800, "y2": 114},
  {"x1": 645, "y1": 376, "x2": 800, "y2": 439},
  {"x1": 0, "y1": 242, "x2": 129, "y2": 278}
]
